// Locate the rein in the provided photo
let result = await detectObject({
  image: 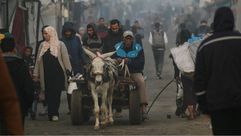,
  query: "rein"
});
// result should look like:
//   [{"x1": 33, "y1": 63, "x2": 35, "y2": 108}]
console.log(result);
[
  {"x1": 87, "y1": 62, "x2": 111, "y2": 84},
  {"x1": 119, "y1": 59, "x2": 131, "y2": 78}
]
